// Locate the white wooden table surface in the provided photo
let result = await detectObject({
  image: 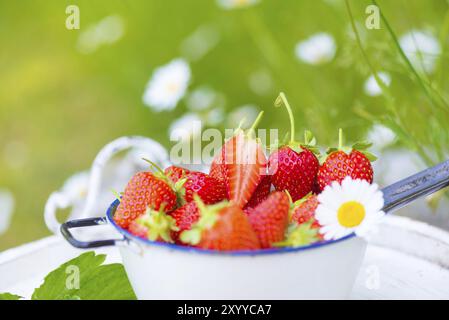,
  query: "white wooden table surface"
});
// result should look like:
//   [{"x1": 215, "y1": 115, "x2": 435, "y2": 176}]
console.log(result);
[{"x1": 1, "y1": 215, "x2": 449, "y2": 299}]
